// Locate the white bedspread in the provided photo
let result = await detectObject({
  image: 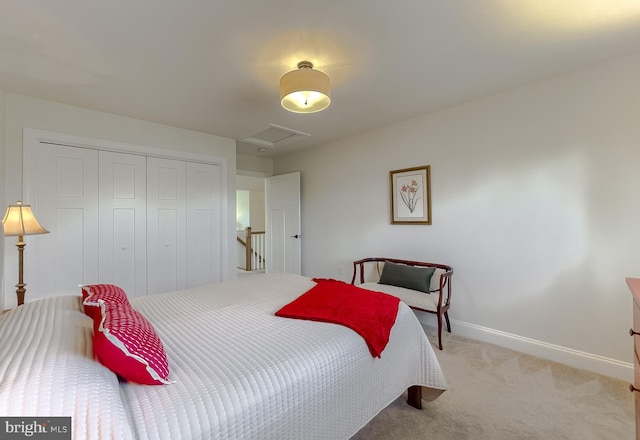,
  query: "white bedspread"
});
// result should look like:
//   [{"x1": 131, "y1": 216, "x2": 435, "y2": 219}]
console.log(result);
[
  {"x1": 0, "y1": 295, "x2": 136, "y2": 439},
  {"x1": 0, "y1": 273, "x2": 446, "y2": 440}
]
